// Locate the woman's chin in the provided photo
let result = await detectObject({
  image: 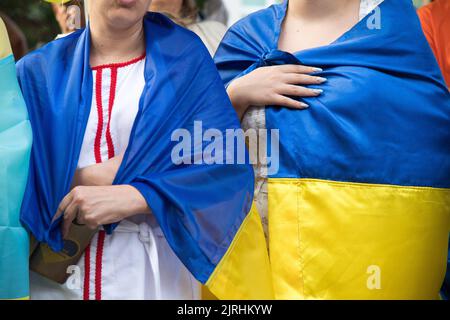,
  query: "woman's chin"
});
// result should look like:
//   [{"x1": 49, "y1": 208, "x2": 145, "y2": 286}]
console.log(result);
[
  {"x1": 106, "y1": 14, "x2": 141, "y2": 30},
  {"x1": 106, "y1": 4, "x2": 147, "y2": 29}
]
